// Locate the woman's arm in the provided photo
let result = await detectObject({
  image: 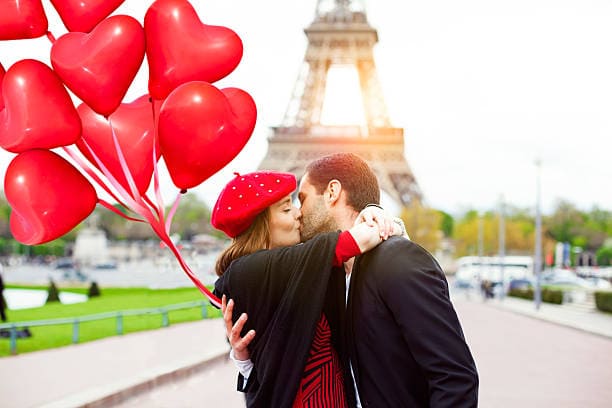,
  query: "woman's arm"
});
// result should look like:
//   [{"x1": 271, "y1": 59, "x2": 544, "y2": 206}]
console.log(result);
[{"x1": 347, "y1": 206, "x2": 405, "y2": 253}]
